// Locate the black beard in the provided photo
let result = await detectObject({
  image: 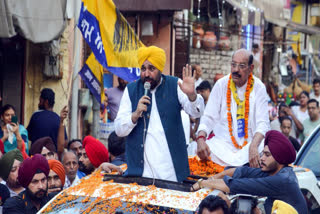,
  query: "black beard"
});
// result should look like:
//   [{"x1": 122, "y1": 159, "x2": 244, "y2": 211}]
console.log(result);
[
  {"x1": 79, "y1": 162, "x2": 94, "y2": 175},
  {"x1": 6, "y1": 178, "x2": 22, "y2": 189},
  {"x1": 26, "y1": 187, "x2": 47, "y2": 201},
  {"x1": 142, "y1": 74, "x2": 161, "y2": 90}
]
